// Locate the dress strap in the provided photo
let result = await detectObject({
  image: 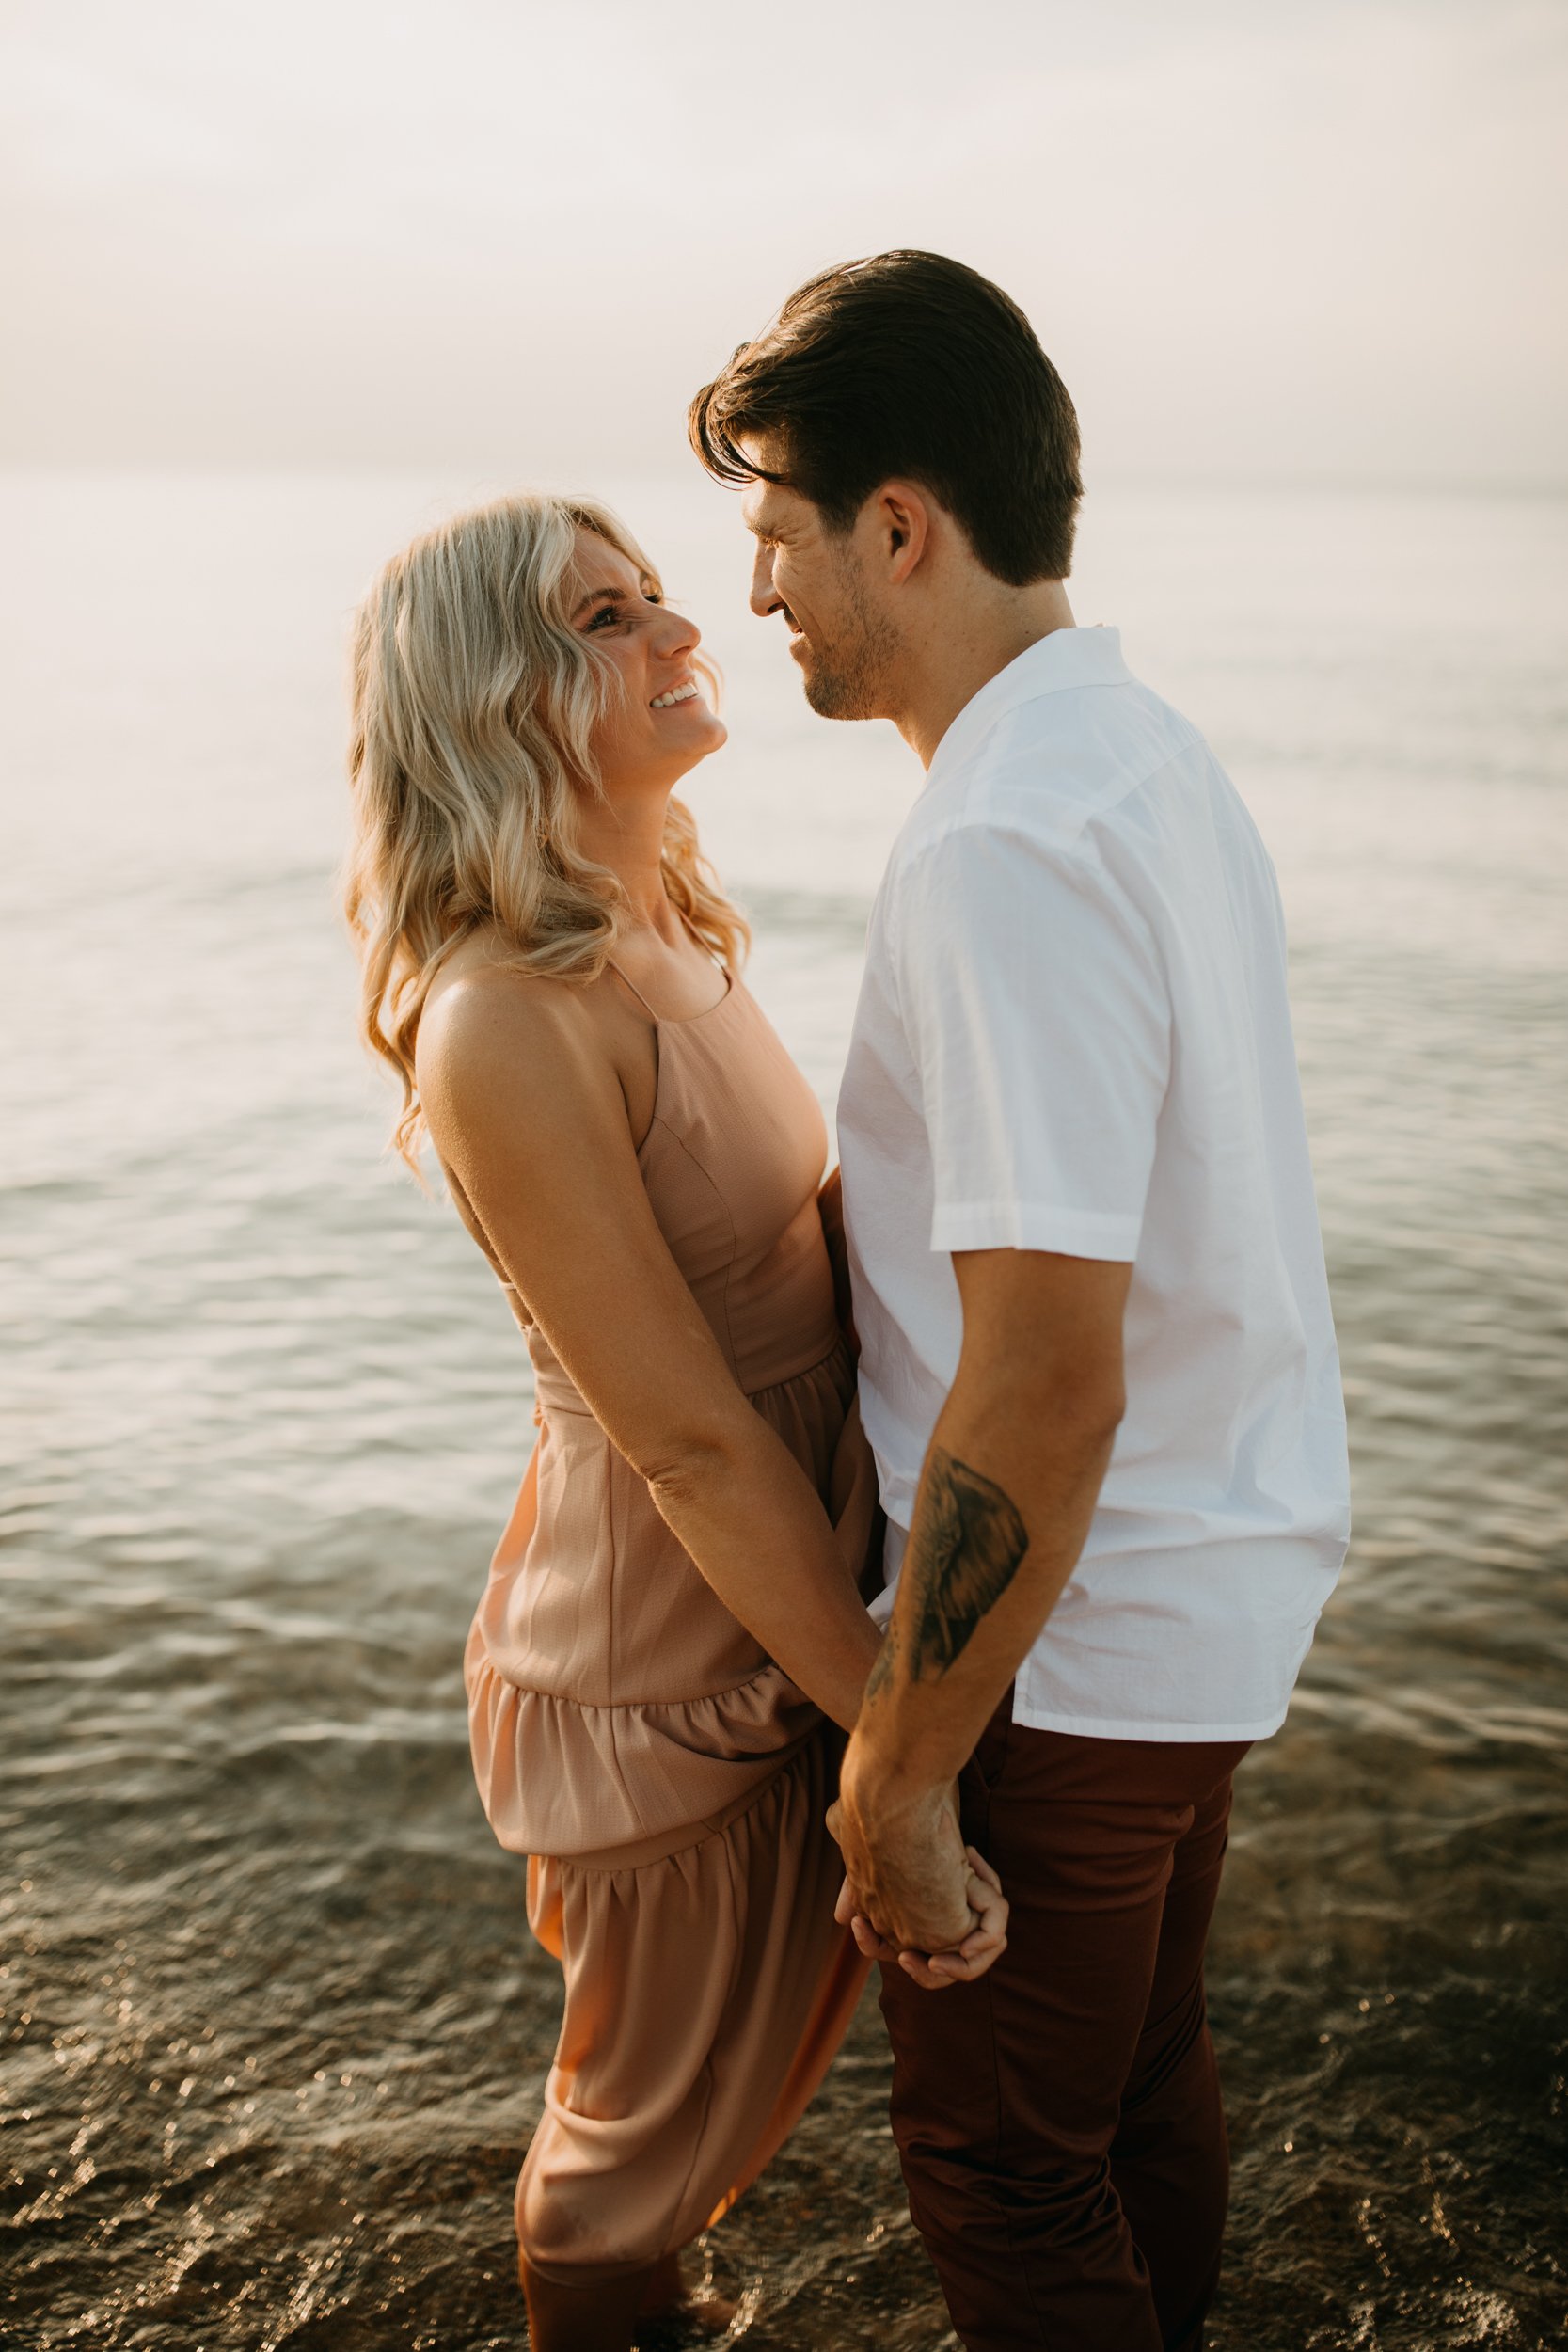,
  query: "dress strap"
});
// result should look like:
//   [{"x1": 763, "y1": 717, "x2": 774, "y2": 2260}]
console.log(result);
[{"x1": 607, "y1": 959, "x2": 660, "y2": 1022}]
